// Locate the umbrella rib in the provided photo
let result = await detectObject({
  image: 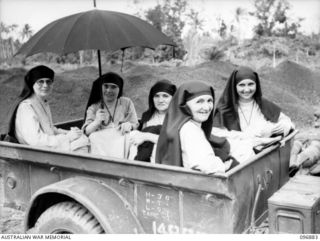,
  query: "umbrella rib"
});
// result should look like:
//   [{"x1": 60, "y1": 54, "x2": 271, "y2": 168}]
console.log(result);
[
  {"x1": 19, "y1": 19, "x2": 59, "y2": 56},
  {"x1": 18, "y1": 9, "x2": 176, "y2": 58},
  {"x1": 99, "y1": 11, "x2": 114, "y2": 52},
  {"x1": 63, "y1": 11, "x2": 87, "y2": 53},
  {"x1": 115, "y1": 11, "x2": 175, "y2": 49}
]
